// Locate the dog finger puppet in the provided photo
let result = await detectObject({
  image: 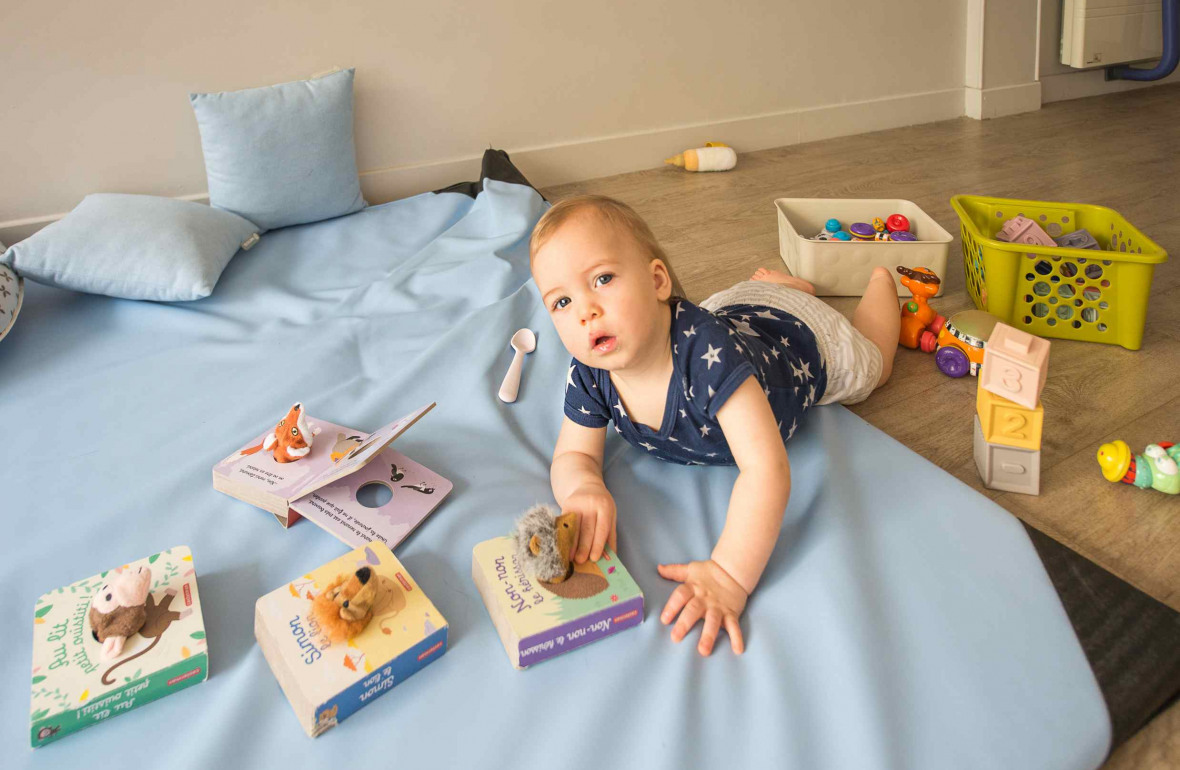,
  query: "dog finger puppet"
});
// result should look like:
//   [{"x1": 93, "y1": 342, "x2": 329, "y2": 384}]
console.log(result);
[
  {"x1": 311, "y1": 567, "x2": 380, "y2": 642},
  {"x1": 513, "y1": 504, "x2": 610, "y2": 600},
  {"x1": 89, "y1": 565, "x2": 152, "y2": 660},
  {"x1": 1098, "y1": 440, "x2": 1179, "y2": 495},
  {"x1": 242, "y1": 402, "x2": 321, "y2": 463}
]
